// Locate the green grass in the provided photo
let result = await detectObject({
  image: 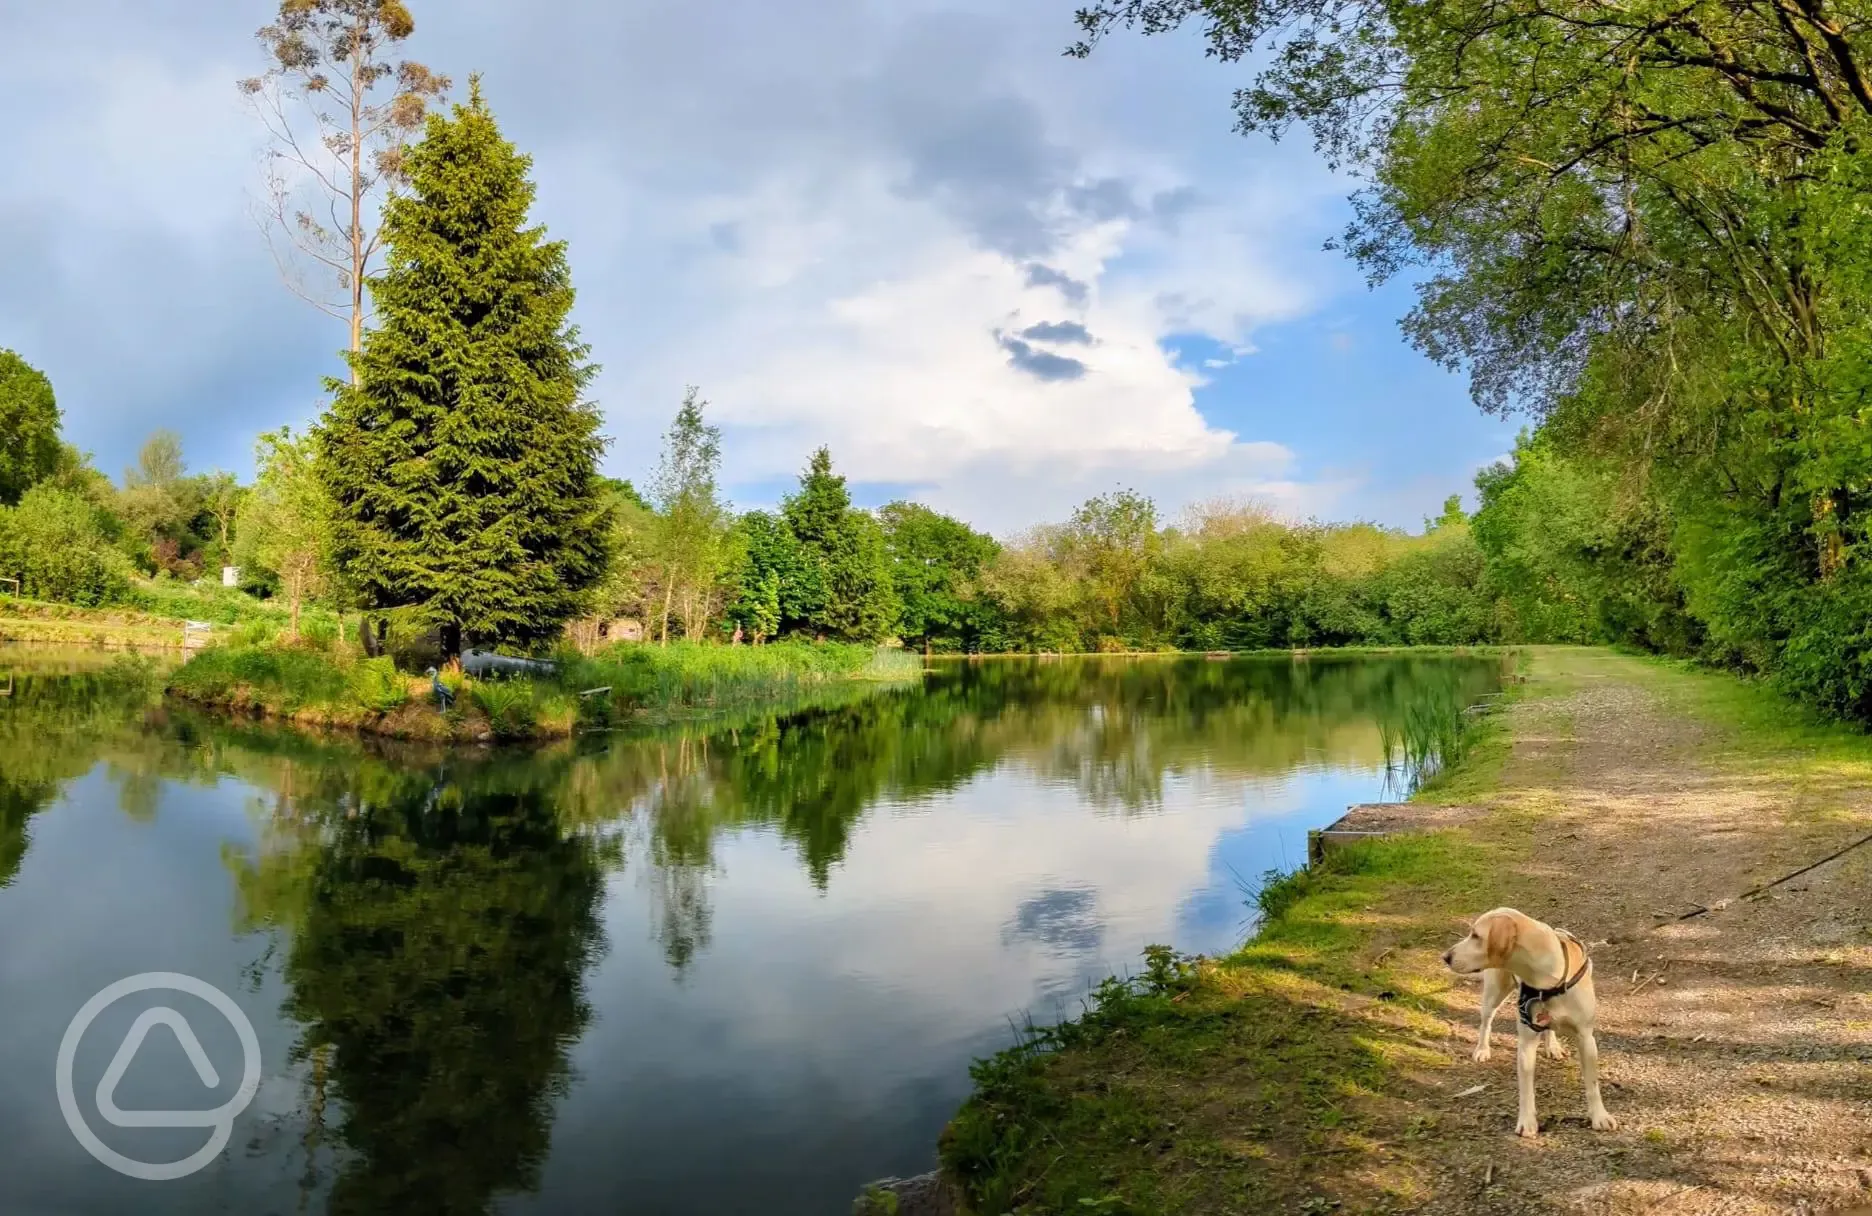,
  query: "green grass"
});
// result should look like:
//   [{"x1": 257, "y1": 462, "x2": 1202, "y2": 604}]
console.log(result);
[
  {"x1": 0, "y1": 577, "x2": 346, "y2": 651},
  {"x1": 120, "y1": 579, "x2": 335, "y2": 629},
  {"x1": 557, "y1": 639, "x2": 920, "y2": 721},
  {"x1": 165, "y1": 642, "x2": 356, "y2": 714}
]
